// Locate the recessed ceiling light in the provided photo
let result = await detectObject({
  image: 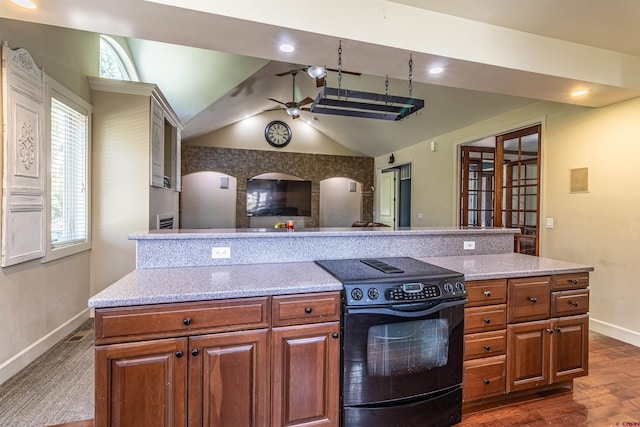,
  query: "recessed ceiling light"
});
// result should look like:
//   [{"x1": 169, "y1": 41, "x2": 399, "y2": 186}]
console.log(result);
[
  {"x1": 572, "y1": 89, "x2": 589, "y2": 97},
  {"x1": 11, "y1": 0, "x2": 36, "y2": 9},
  {"x1": 428, "y1": 67, "x2": 444, "y2": 75},
  {"x1": 279, "y1": 44, "x2": 295, "y2": 53}
]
